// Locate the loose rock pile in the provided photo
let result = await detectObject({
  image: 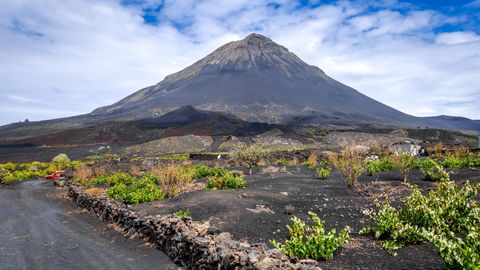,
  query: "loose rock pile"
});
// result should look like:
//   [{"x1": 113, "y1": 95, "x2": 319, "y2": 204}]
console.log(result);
[{"x1": 68, "y1": 185, "x2": 321, "y2": 270}]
